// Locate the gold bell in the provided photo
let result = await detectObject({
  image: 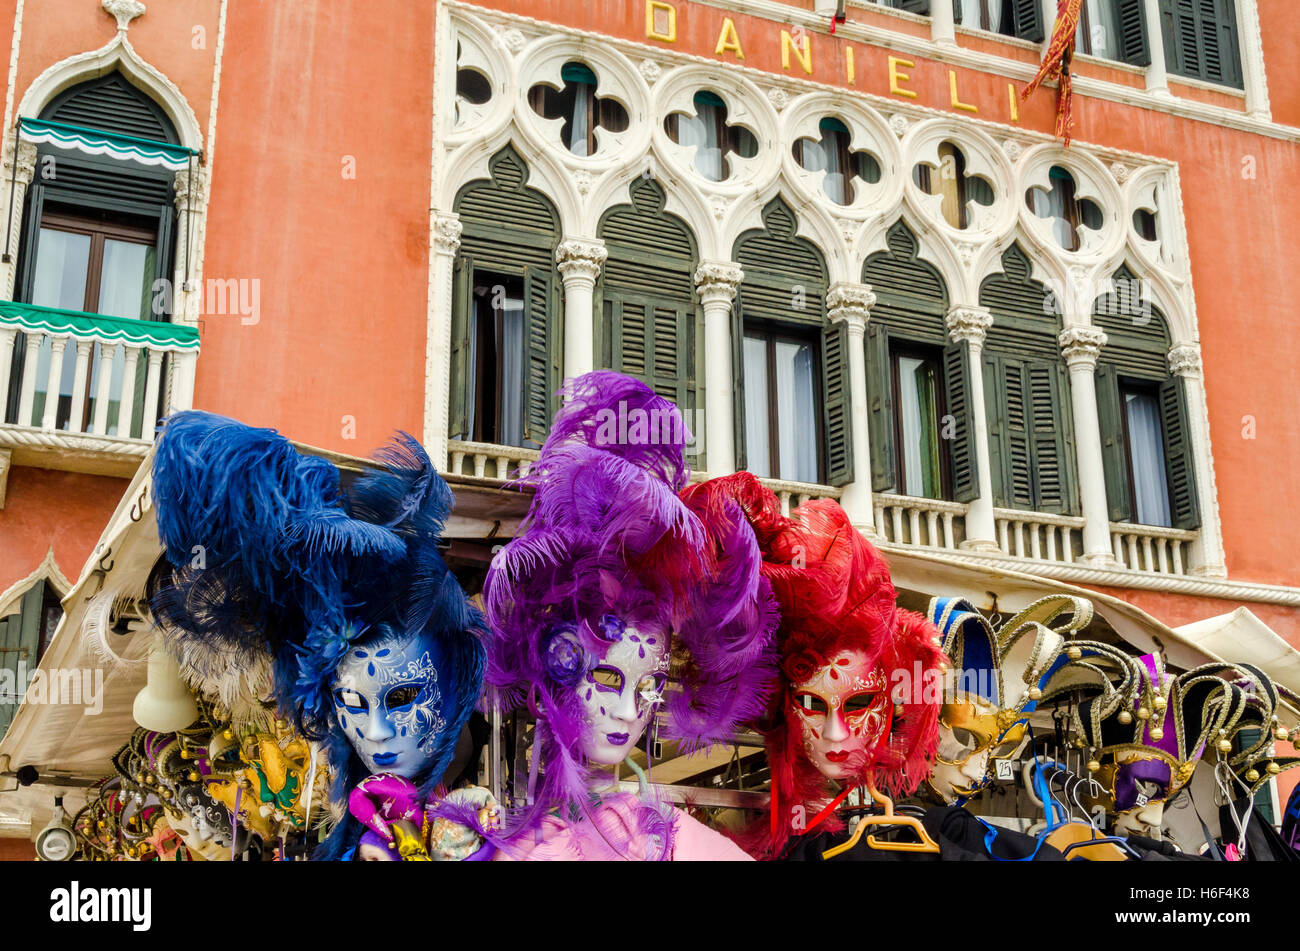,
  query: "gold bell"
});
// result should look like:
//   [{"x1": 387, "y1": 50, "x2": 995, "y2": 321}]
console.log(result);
[
  {"x1": 222, "y1": 728, "x2": 234, "y2": 741},
  {"x1": 1028, "y1": 686, "x2": 1042, "y2": 701},
  {"x1": 180, "y1": 749, "x2": 190, "y2": 760},
  {"x1": 1118, "y1": 710, "x2": 1133, "y2": 725},
  {"x1": 1149, "y1": 728, "x2": 1164, "y2": 742},
  {"x1": 1276, "y1": 727, "x2": 1290, "y2": 743},
  {"x1": 1137, "y1": 707, "x2": 1151, "y2": 721},
  {"x1": 1087, "y1": 759, "x2": 1100, "y2": 772},
  {"x1": 145, "y1": 773, "x2": 155, "y2": 785},
  {"x1": 1067, "y1": 646, "x2": 1082, "y2": 661},
  {"x1": 1217, "y1": 738, "x2": 1233, "y2": 753},
  {"x1": 1267, "y1": 762, "x2": 1281, "y2": 775},
  {"x1": 188, "y1": 771, "x2": 200, "y2": 782},
  {"x1": 1245, "y1": 769, "x2": 1260, "y2": 783},
  {"x1": 1154, "y1": 696, "x2": 1167, "y2": 712}
]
